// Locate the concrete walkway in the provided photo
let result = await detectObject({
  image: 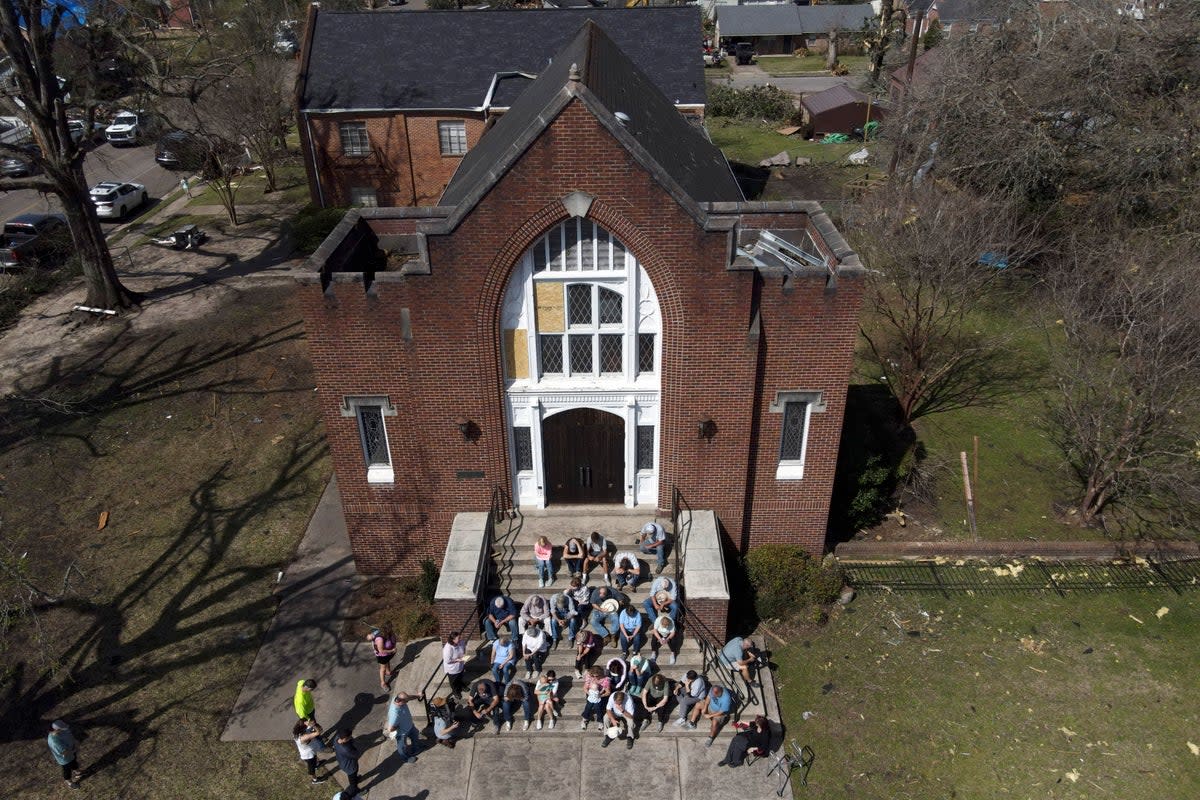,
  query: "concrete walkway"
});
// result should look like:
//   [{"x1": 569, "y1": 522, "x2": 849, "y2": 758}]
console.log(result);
[
  {"x1": 221, "y1": 478, "x2": 797, "y2": 799},
  {"x1": 221, "y1": 477, "x2": 389, "y2": 744}
]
